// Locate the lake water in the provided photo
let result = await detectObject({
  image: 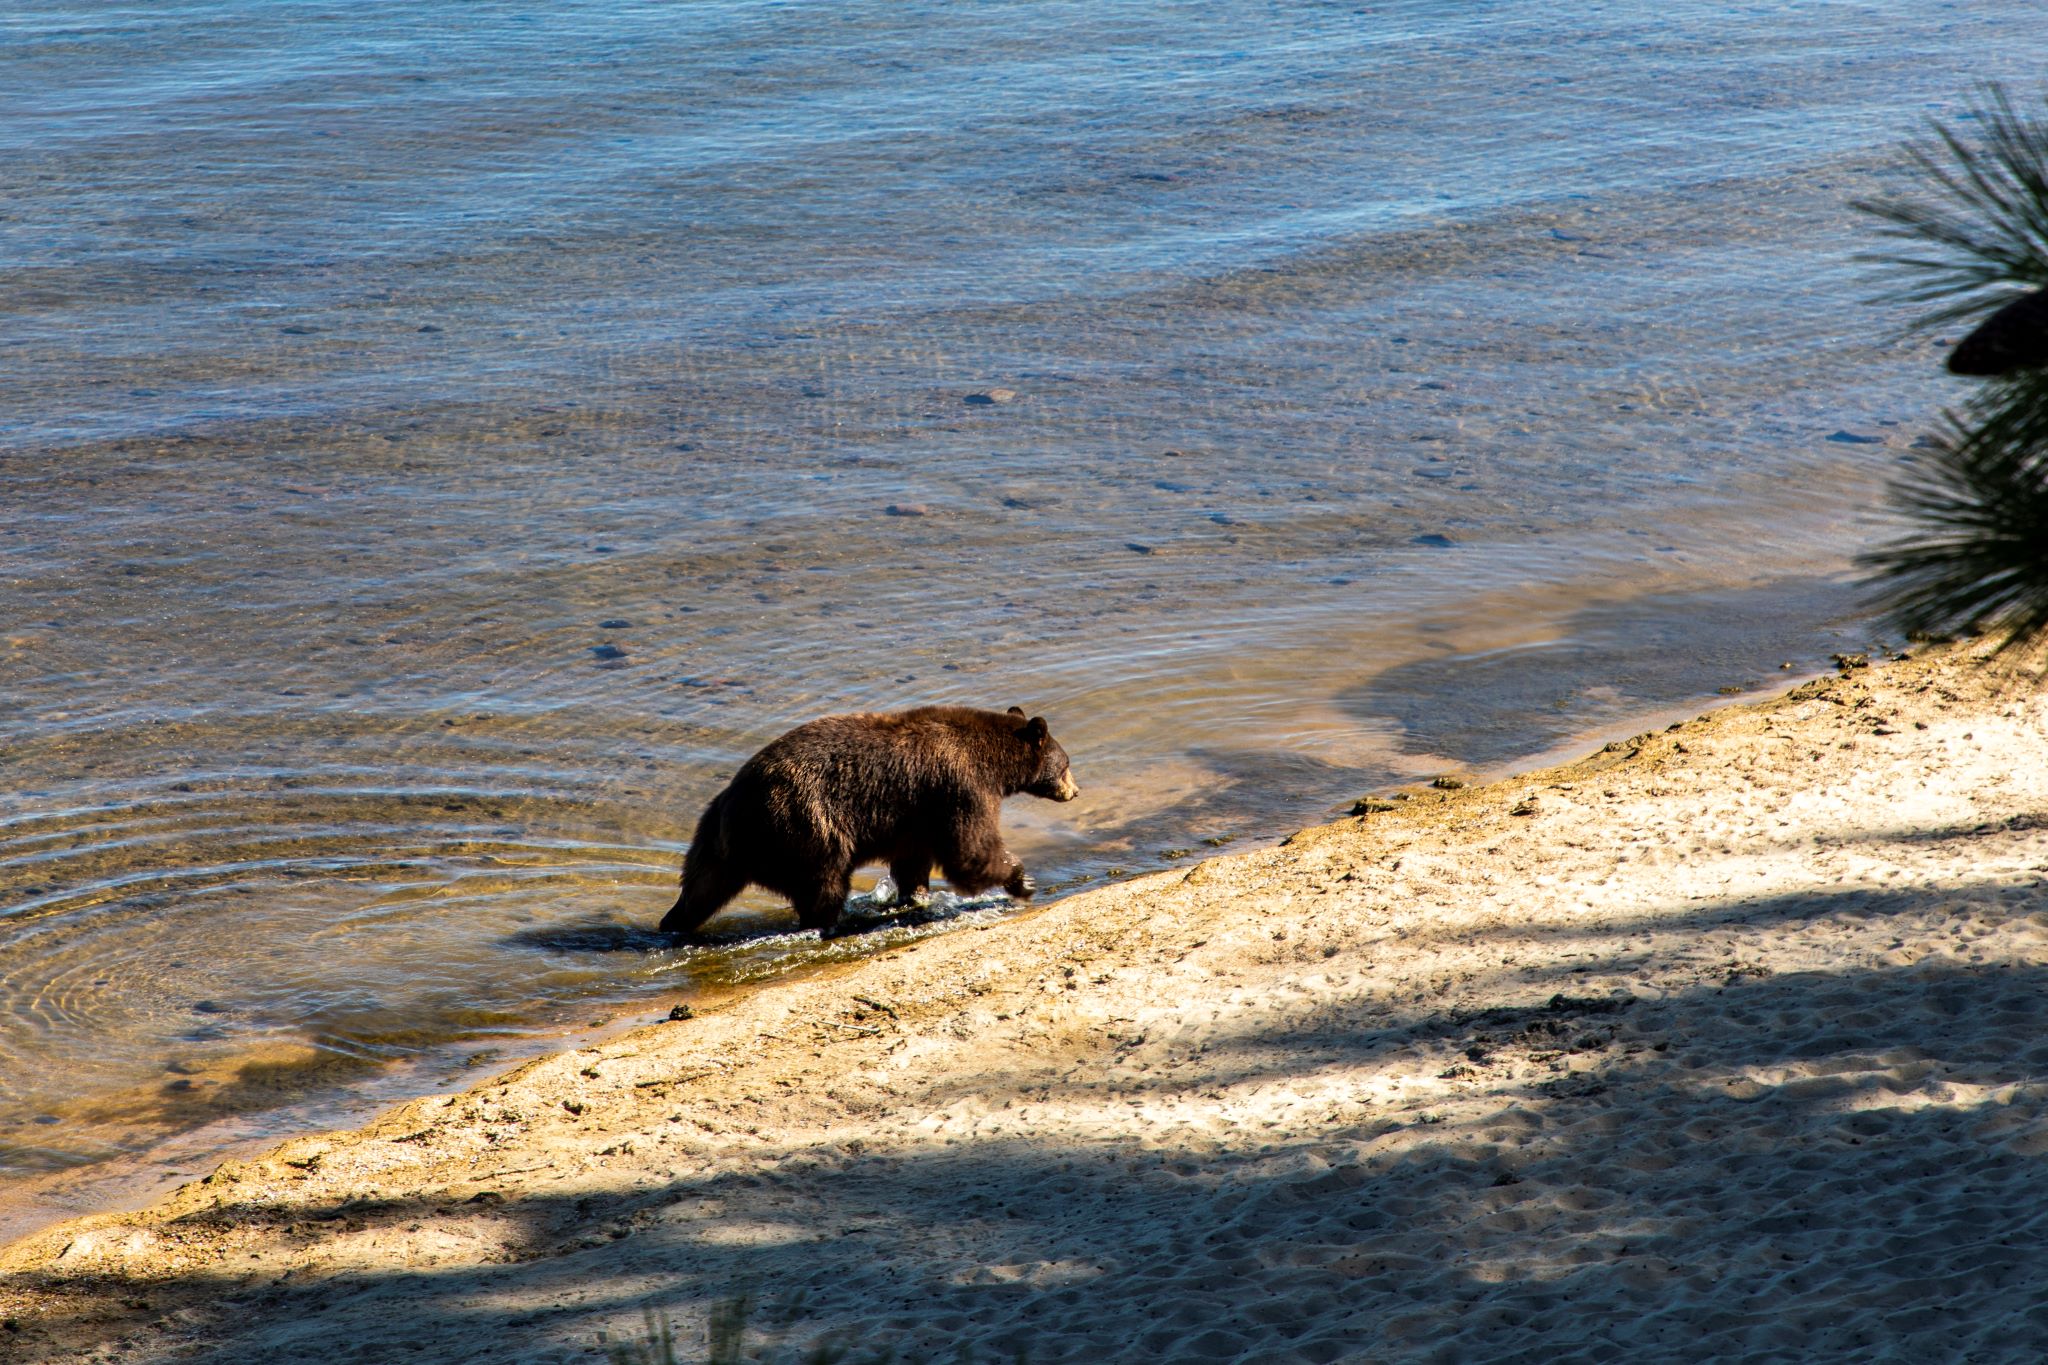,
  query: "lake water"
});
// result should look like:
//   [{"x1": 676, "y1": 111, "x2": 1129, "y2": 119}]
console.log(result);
[{"x1": 2, "y1": 0, "x2": 2037, "y2": 1236}]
